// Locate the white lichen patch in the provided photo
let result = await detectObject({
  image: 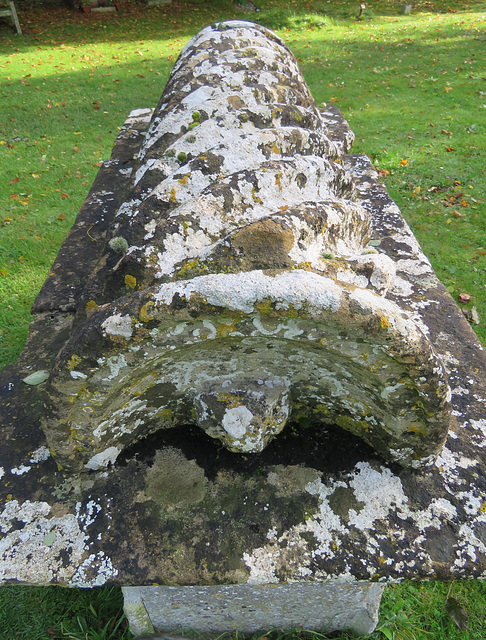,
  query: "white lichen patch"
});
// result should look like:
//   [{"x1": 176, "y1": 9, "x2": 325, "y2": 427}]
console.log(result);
[
  {"x1": 115, "y1": 198, "x2": 142, "y2": 219},
  {"x1": 346, "y1": 463, "x2": 408, "y2": 530},
  {"x1": 470, "y1": 419, "x2": 486, "y2": 447},
  {"x1": 435, "y1": 446, "x2": 478, "y2": 479},
  {"x1": 242, "y1": 457, "x2": 484, "y2": 583},
  {"x1": 453, "y1": 524, "x2": 486, "y2": 570},
  {"x1": 144, "y1": 219, "x2": 157, "y2": 240},
  {"x1": 85, "y1": 446, "x2": 121, "y2": 470},
  {"x1": 10, "y1": 465, "x2": 31, "y2": 476},
  {"x1": 0, "y1": 495, "x2": 118, "y2": 587},
  {"x1": 153, "y1": 228, "x2": 214, "y2": 277},
  {"x1": 0, "y1": 500, "x2": 86, "y2": 585},
  {"x1": 355, "y1": 253, "x2": 396, "y2": 294},
  {"x1": 103, "y1": 354, "x2": 128, "y2": 382},
  {"x1": 69, "y1": 551, "x2": 119, "y2": 587},
  {"x1": 347, "y1": 288, "x2": 420, "y2": 339},
  {"x1": 390, "y1": 276, "x2": 414, "y2": 298},
  {"x1": 92, "y1": 398, "x2": 149, "y2": 441},
  {"x1": 70, "y1": 371, "x2": 87, "y2": 380},
  {"x1": 101, "y1": 314, "x2": 133, "y2": 339},
  {"x1": 336, "y1": 269, "x2": 369, "y2": 289},
  {"x1": 396, "y1": 258, "x2": 433, "y2": 277},
  {"x1": 154, "y1": 269, "x2": 343, "y2": 315},
  {"x1": 222, "y1": 406, "x2": 253, "y2": 439},
  {"x1": 243, "y1": 546, "x2": 280, "y2": 584}
]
